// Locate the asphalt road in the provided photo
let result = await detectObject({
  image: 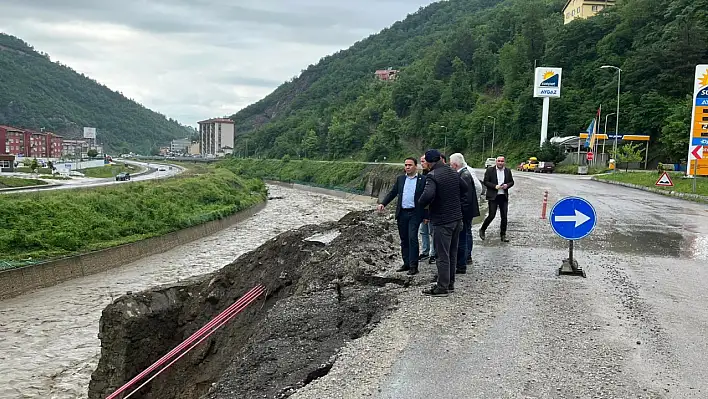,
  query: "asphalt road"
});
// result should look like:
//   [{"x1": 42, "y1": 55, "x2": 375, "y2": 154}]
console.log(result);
[
  {"x1": 290, "y1": 170, "x2": 708, "y2": 399},
  {"x1": 0, "y1": 160, "x2": 182, "y2": 193}
]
